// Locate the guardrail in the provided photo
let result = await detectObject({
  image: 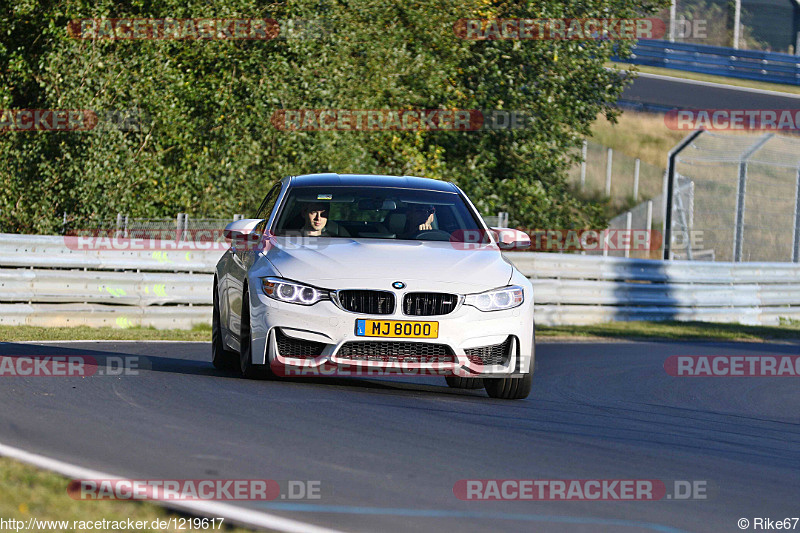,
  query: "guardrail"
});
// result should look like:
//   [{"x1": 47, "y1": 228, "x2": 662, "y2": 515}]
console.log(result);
[
  {"x1": 0, "y1": 233, "x2": 221, "y2": 329},
  {"x1": 614, "y1": 40, "x2": 800, "y2": 86},
  {"x1": 513, "y1": 253, "x2": 800, "y2": 325},
  {"x1": 0, "y1": 233, "x2": 798, "y2": 329}
]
